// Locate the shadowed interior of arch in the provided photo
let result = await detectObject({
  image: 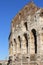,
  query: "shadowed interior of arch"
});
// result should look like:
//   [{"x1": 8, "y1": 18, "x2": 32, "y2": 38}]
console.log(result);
[
  {"x1": 31, "y1": 29, "x2": 37, "y2": 54},
  {"x1": 18, "y1": 36, "x2": 21, "y2": 48},
  {"x1": 24, "y1": 22, "x2": 28, "y2": 30},
  {"x1": 24, "y1": 33, "x2": 28, "y2": 53}
]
